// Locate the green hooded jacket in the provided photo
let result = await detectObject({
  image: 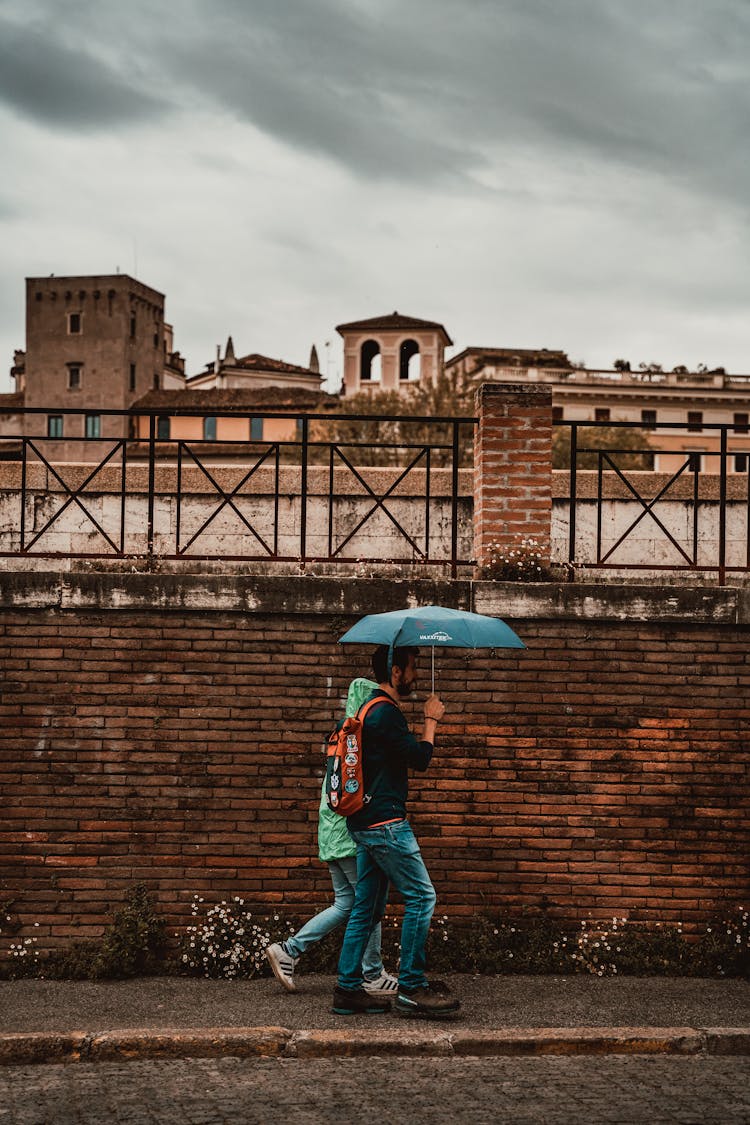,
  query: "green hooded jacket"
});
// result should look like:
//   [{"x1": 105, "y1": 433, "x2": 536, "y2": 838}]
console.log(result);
[{"x1": 317, "y1": 677, "x2": 378, "y2": 862}]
